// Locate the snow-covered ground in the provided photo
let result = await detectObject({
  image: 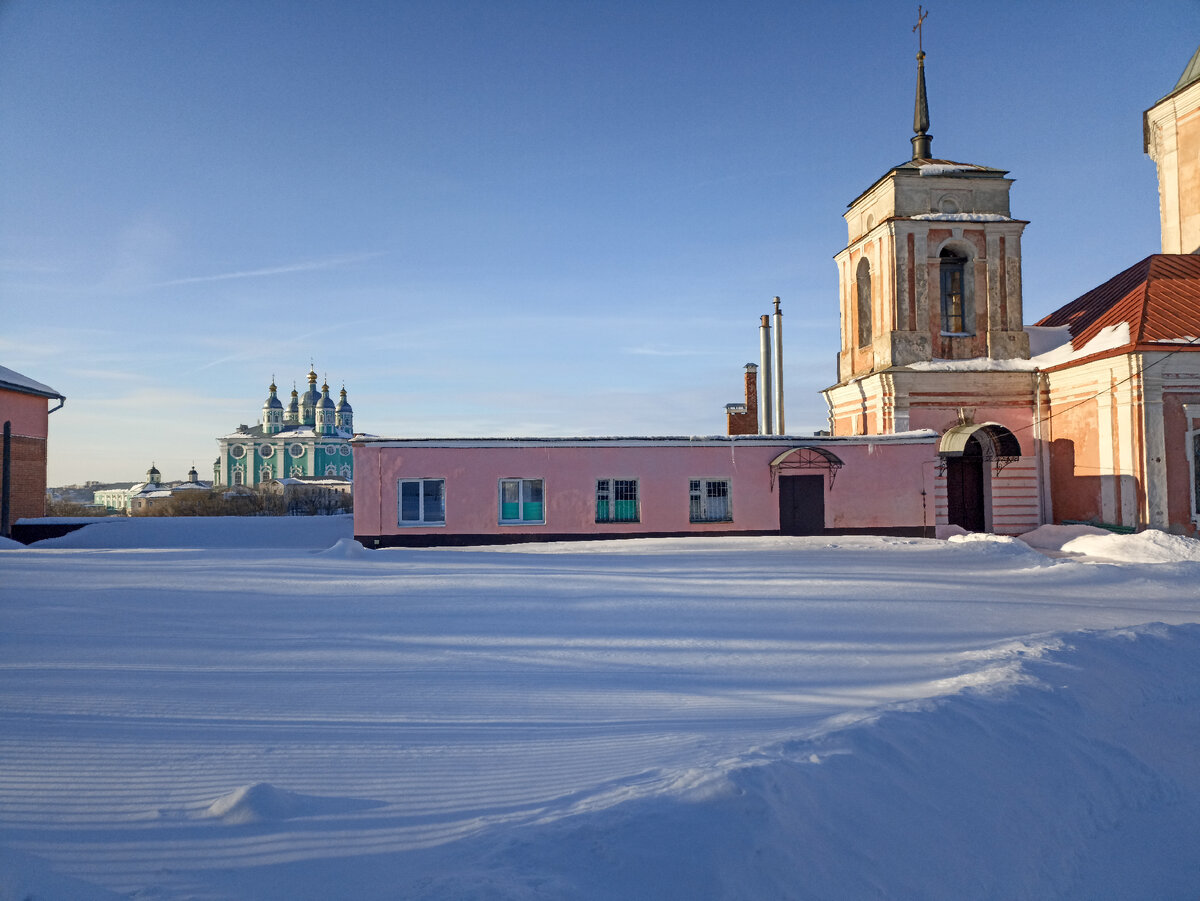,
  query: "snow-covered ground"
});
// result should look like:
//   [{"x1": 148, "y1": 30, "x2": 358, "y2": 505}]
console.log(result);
[{"x1": 1, "y1": 516, "x2": 1199, "y2": 900}]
